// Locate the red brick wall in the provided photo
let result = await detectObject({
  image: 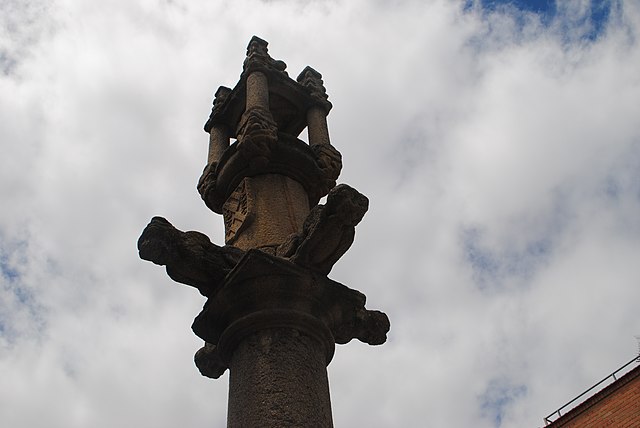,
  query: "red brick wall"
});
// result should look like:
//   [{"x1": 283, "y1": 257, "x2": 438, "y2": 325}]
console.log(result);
[{"x1": 551, "y1": 366, "x2": 640, "y2": 427}]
